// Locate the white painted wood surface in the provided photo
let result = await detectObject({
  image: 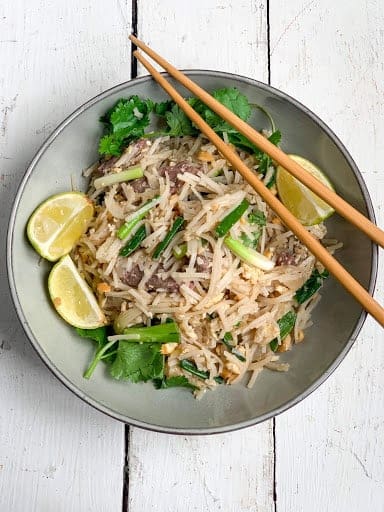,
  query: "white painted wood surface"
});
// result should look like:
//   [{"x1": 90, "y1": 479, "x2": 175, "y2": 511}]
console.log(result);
[
  {"x1": 1, "y1": 1, "x2": 383, "y2": 511},
  {"x1": 270, "y1": 2, "x2": 384, "y2": 510},
  {"x1": 0, "y1": 1, "x2": 132, "y2": 511},
  {"x1": 131, "y1": 3, "x2": 275, "y2": 512}
]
